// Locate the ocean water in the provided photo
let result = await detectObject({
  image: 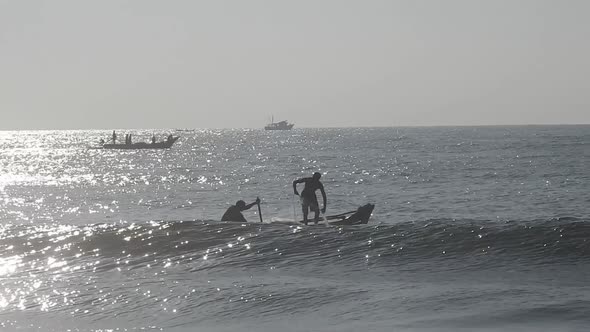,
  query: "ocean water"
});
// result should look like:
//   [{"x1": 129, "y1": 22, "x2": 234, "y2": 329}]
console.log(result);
[{"x1": 0, "y1": 126, "x2": 588, "y2": 332}]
